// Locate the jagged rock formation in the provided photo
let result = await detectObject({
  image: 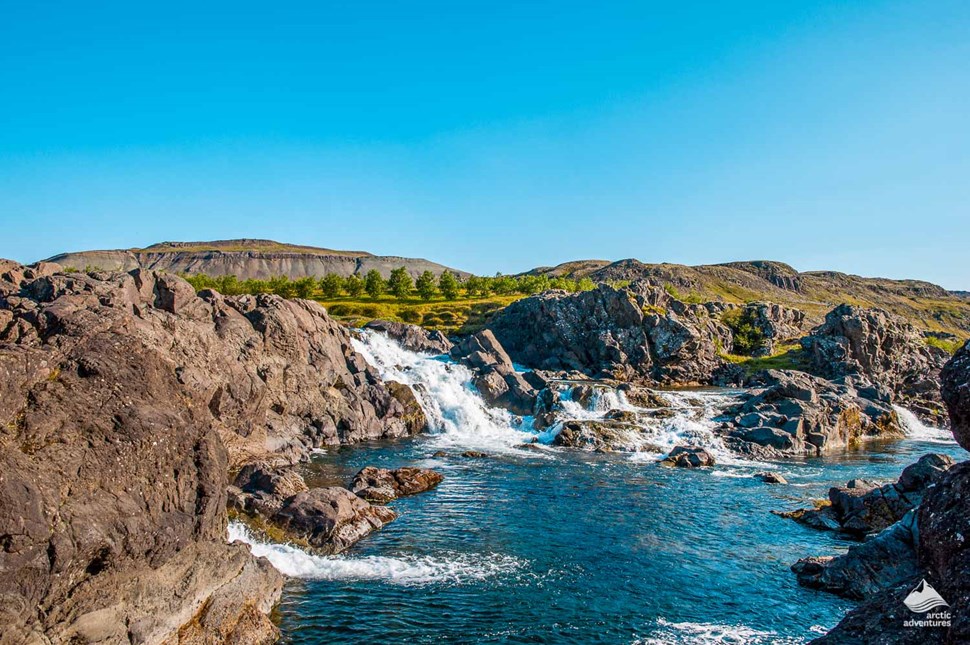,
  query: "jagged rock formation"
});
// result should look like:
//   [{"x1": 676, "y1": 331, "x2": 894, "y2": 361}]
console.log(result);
[
  {"x1": 46, "y1": 239, "x2": 468, "y2": 280},
  {"x1": 450, "y1": 330, "x2": 542, "y2": 416},
  {"x1": 720, "y1": 370, "x2": 904, "y2": 456},
  {"x1": 733, "y1": 301, "x2": 805, "y2": 356},
  {"x1": 486, "y1": 283, "x2": 730, "y2": 385},
  {"x1": 0, "y1": 261, "x2": 426, "y2": 642},
  {"x1": 801, "y1": 305, "x2": 949, "y2": 421},
  {"x1": 364, "y1": 319, "x2": 454, "y2": 355},
  {"x1": 812, "y1": 341, "x2": 970, "y2": 644}
]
